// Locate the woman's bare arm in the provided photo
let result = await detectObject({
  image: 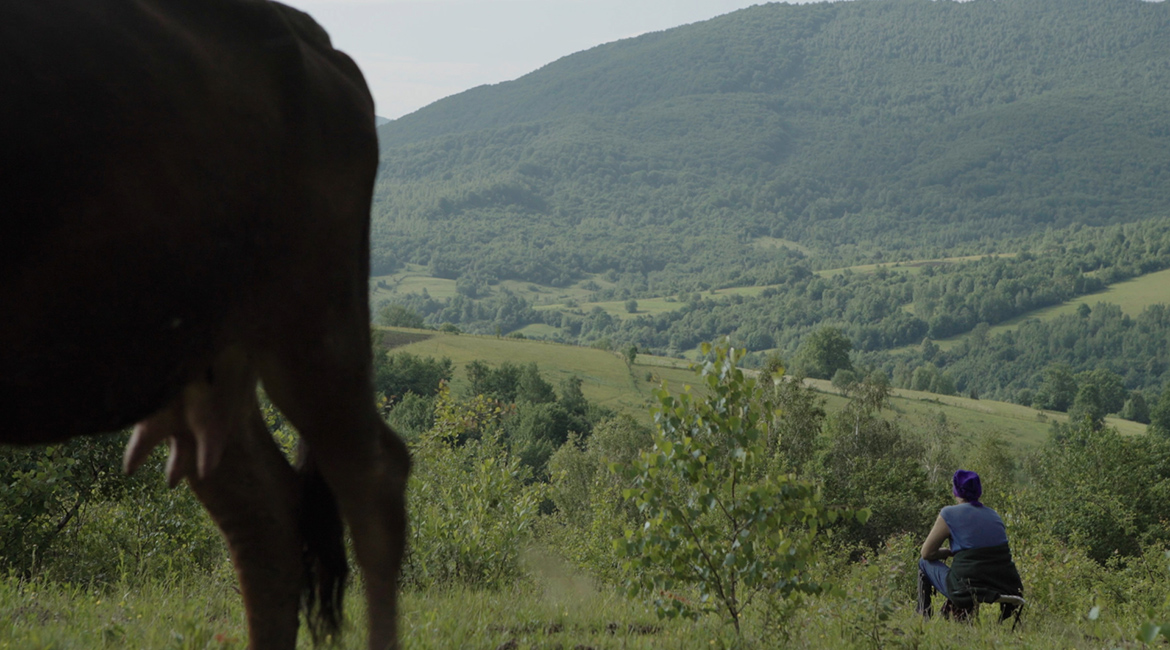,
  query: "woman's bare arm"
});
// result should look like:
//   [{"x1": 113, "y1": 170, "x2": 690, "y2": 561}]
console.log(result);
[{"x1": 920, "y1": 515, "x2": 953, "y2": 561}]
